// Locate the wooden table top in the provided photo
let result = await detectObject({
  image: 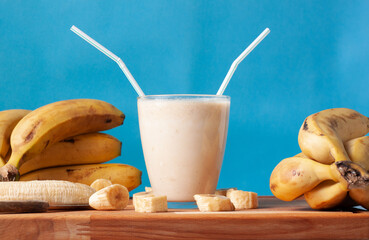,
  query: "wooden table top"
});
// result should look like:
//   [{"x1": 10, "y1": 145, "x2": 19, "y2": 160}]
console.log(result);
[{"x1": 0, "y1": 196, "x2": 368, "y2": 240}]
